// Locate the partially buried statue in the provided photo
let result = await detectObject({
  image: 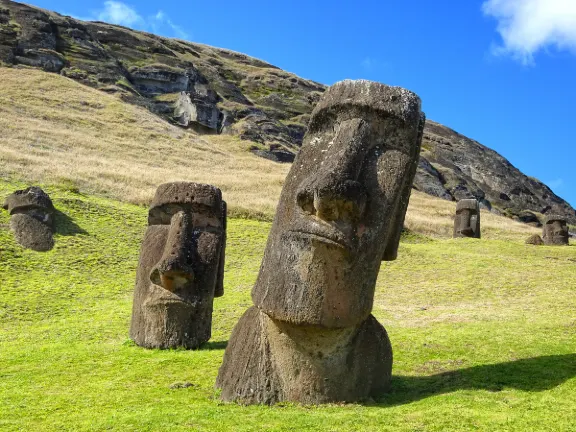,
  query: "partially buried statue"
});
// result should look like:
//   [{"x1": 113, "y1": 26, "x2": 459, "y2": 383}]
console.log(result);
[
  {"x1": 542, "y1": 215, "x2": 569, "y2": 246},
  {"x1": 216, "y1": 80, "x2": 425, "y2": 404},
  {"x1": 3, "y1": 186, "x2": 56, "y2": 252},
  {"x1": 453, "y1": 199, "x2": 481, "y2": 239},
  {"x1": 130, "y1": 182, "x2": 226, "y2": 349}
]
